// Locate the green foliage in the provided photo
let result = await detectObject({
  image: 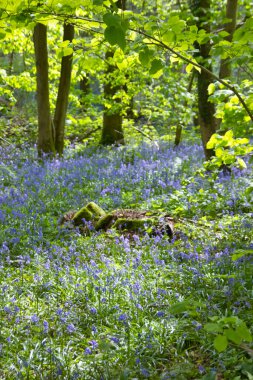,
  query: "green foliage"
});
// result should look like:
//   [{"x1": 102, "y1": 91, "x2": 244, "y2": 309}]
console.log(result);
[
  {"x1": 206, "y1": 130, "x2": 253, "y2": 170},
  {"x1": 204, "y1": 317, "x2": 252, "y2": 353}
]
